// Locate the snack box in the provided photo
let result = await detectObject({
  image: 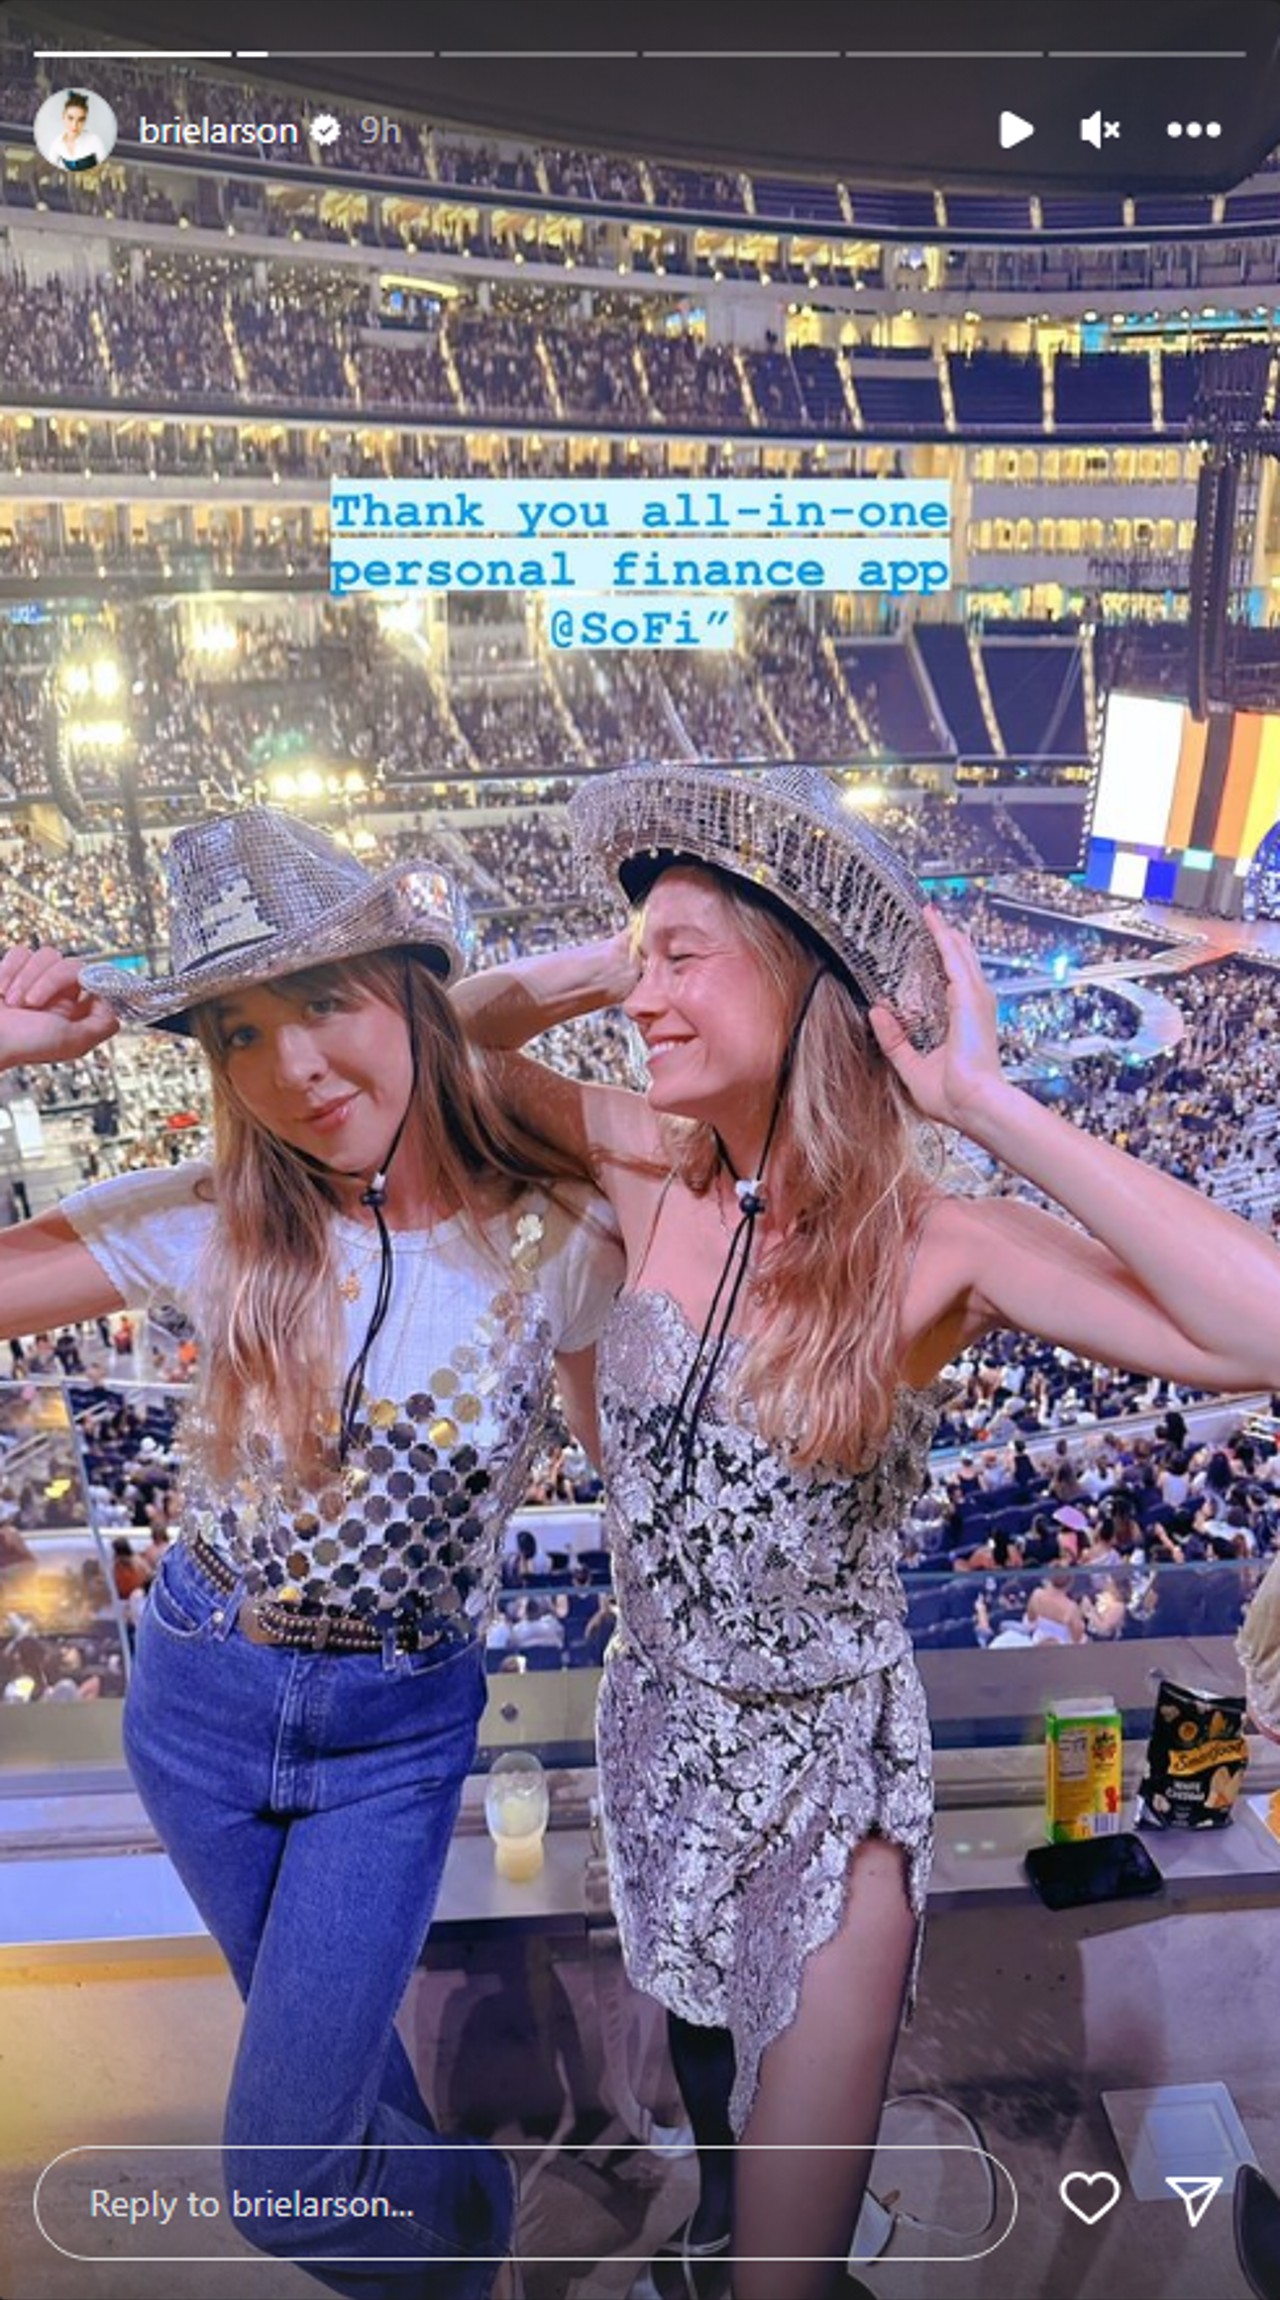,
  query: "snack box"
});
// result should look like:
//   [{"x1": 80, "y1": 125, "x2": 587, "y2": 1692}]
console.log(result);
[{"x1": 1045, "y1": 1694, "x2": 1123, "y2": 1843}]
